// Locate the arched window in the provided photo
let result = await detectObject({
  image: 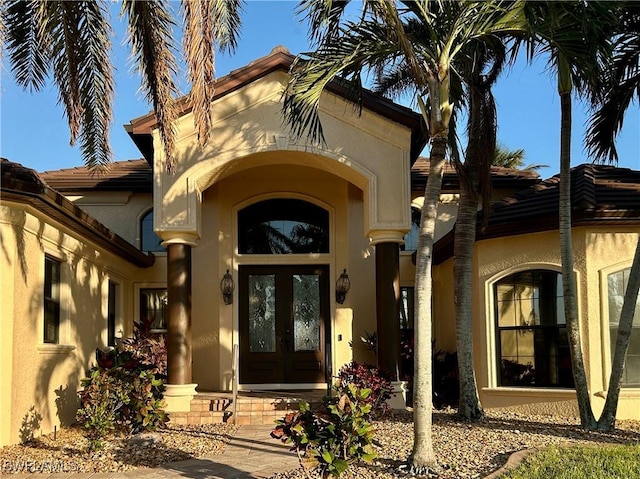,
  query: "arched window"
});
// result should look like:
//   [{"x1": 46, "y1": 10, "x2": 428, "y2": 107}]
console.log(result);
[
  {"x1": 238, "y1": 199, "x2": 329, "y2": 254},
  {"x1": 400, "y1": 207, "x2": 421, "y2": 252},
  {"x1": 140, "y1": 210, "x2": 165, "y2": 253},
  {"x1": 494, "y1": 270, "x2": 573, "y2": 388},
  {"x1": 607, "y1": 268, "x2": 640, "y2": 387}
]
